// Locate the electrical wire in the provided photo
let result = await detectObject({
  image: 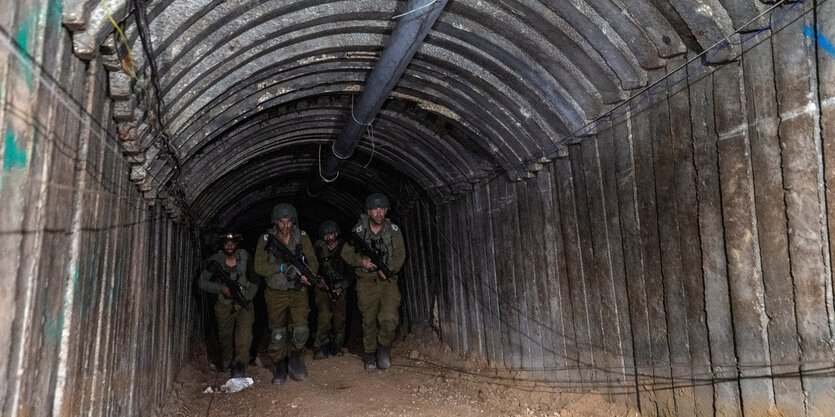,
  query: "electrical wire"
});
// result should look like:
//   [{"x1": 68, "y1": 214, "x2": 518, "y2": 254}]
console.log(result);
[
  {"x1": 392, "y1": 353, "x2": 835, "y2": 394},
  {"x1": 0, "y1": 24, "x2": 181, "y2": 207},
  {"x1": 350, "y1": 94, "x2": 374, "y2": 127},
  {"x1": 0, "y1": 7, "x2": 201, "y2": 255},
  {"x1": 569, "y1": 0, "x2": 805, "y2": 137},
  {"x1": 318, "y1": 144, "x2": 339, "y2": 182},
  {"x1": 362, "y1": 123, "x2": 376, "y2": 168},
  {"x1": 102, "y1": 0, "x2": 193, "y2": 222},
  {"x1": 421, "y1": 0, "x2": 819, "y2": 194},
  {"x1": 348, "y1": 94, "x2": 378, "y2": 168},
  {"x1": 392, "y1": 0, "x2": 439, "y2": 20},
  {"x1": 413, "y1": 201, "x2": 835, "y2": 386}
]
